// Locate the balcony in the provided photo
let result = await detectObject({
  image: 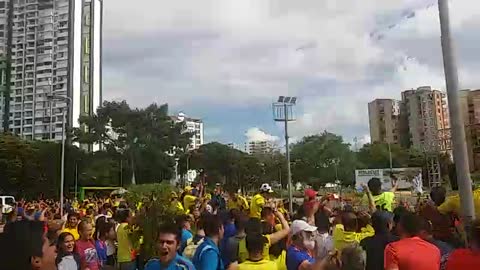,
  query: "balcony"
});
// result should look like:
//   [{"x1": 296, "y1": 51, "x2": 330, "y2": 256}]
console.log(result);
[
  {"x1": 37, "y1": 73, "x2": 51, "y2": 79},
  {"x1": 36, "y1": 80, "x2": 51, "y2": 87}
]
